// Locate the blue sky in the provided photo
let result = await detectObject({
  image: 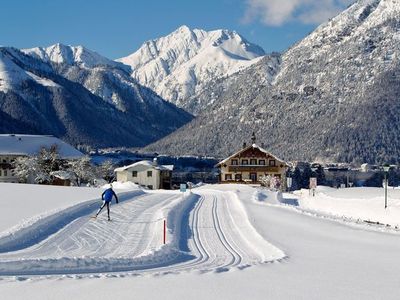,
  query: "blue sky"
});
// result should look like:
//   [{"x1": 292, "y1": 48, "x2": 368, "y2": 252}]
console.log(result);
[{"x1": 0, "y1": 0, "x2": 353, "y2": 59}]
